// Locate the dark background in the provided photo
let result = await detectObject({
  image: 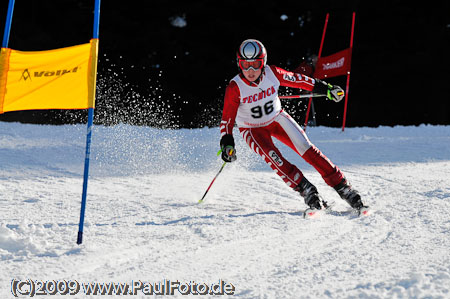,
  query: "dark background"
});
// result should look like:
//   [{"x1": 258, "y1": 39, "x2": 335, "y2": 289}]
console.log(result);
[{"x1": 0, "y1": 0, "x2": 449, "y2": 128}]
